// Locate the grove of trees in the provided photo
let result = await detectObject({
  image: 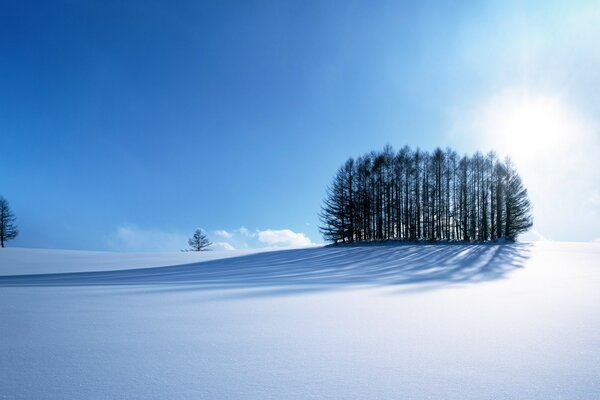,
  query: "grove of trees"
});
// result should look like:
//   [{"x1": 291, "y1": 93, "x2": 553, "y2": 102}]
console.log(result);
[
  {"x1": 0, "y1": 195, "x2": 19, "y2": 248},
  {"x1": 319, "y1": 146, "x2": 533, "y2": 244}
]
